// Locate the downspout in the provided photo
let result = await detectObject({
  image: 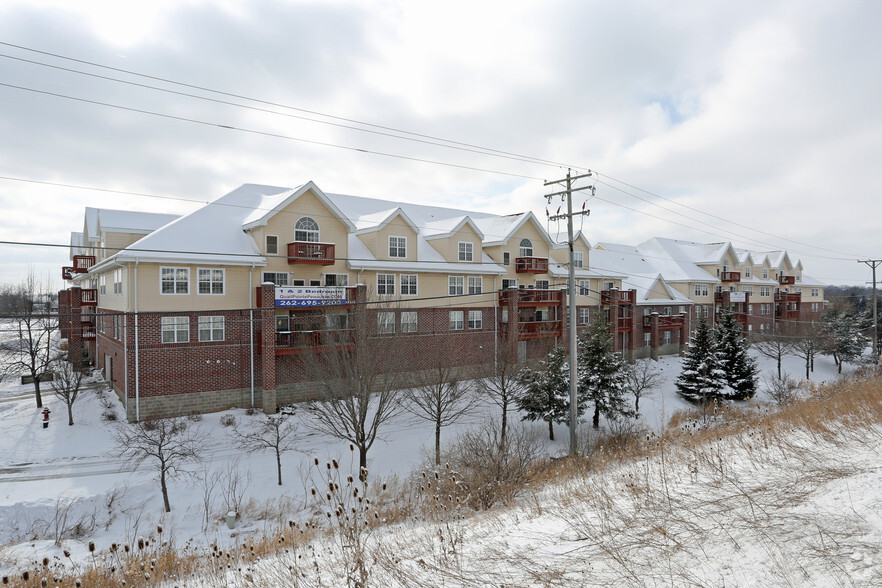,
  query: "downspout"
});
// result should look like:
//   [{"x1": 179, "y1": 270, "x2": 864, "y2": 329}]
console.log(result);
[
  {"x1": 134, "y1": 260, "x2": 140, "y2": 422},
  {"x1": 249, "y1": 263, "x2": 255, "y2": 409}
]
